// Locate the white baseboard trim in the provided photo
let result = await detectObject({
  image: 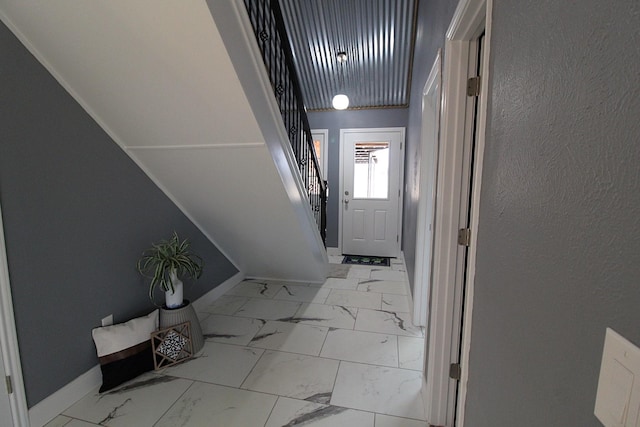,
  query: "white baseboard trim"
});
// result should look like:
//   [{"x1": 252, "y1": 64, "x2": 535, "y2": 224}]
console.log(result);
[
  {"x1": 191, "y1": 271, "x2": 245, "y2": 312},
  {"x1": 28, "y1": 365, "x2": 101, "y2": 427},
  {"x1": 28, "y1": 271, "x2": 244, "y2": 427}
]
